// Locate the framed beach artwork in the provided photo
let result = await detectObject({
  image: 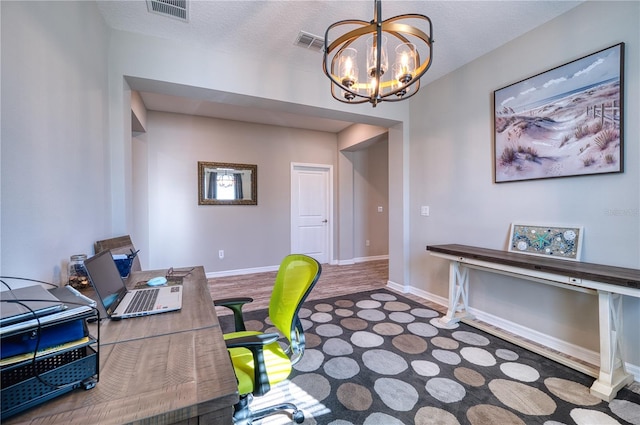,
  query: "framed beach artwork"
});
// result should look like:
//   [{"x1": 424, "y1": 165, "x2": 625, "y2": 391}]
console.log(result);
[
  {"x1": 508, "y1": 223, "x2": 583, "y2": 261},
  {"x1": 494, "y1": 43, "x2": 624, "y2": 183}
]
